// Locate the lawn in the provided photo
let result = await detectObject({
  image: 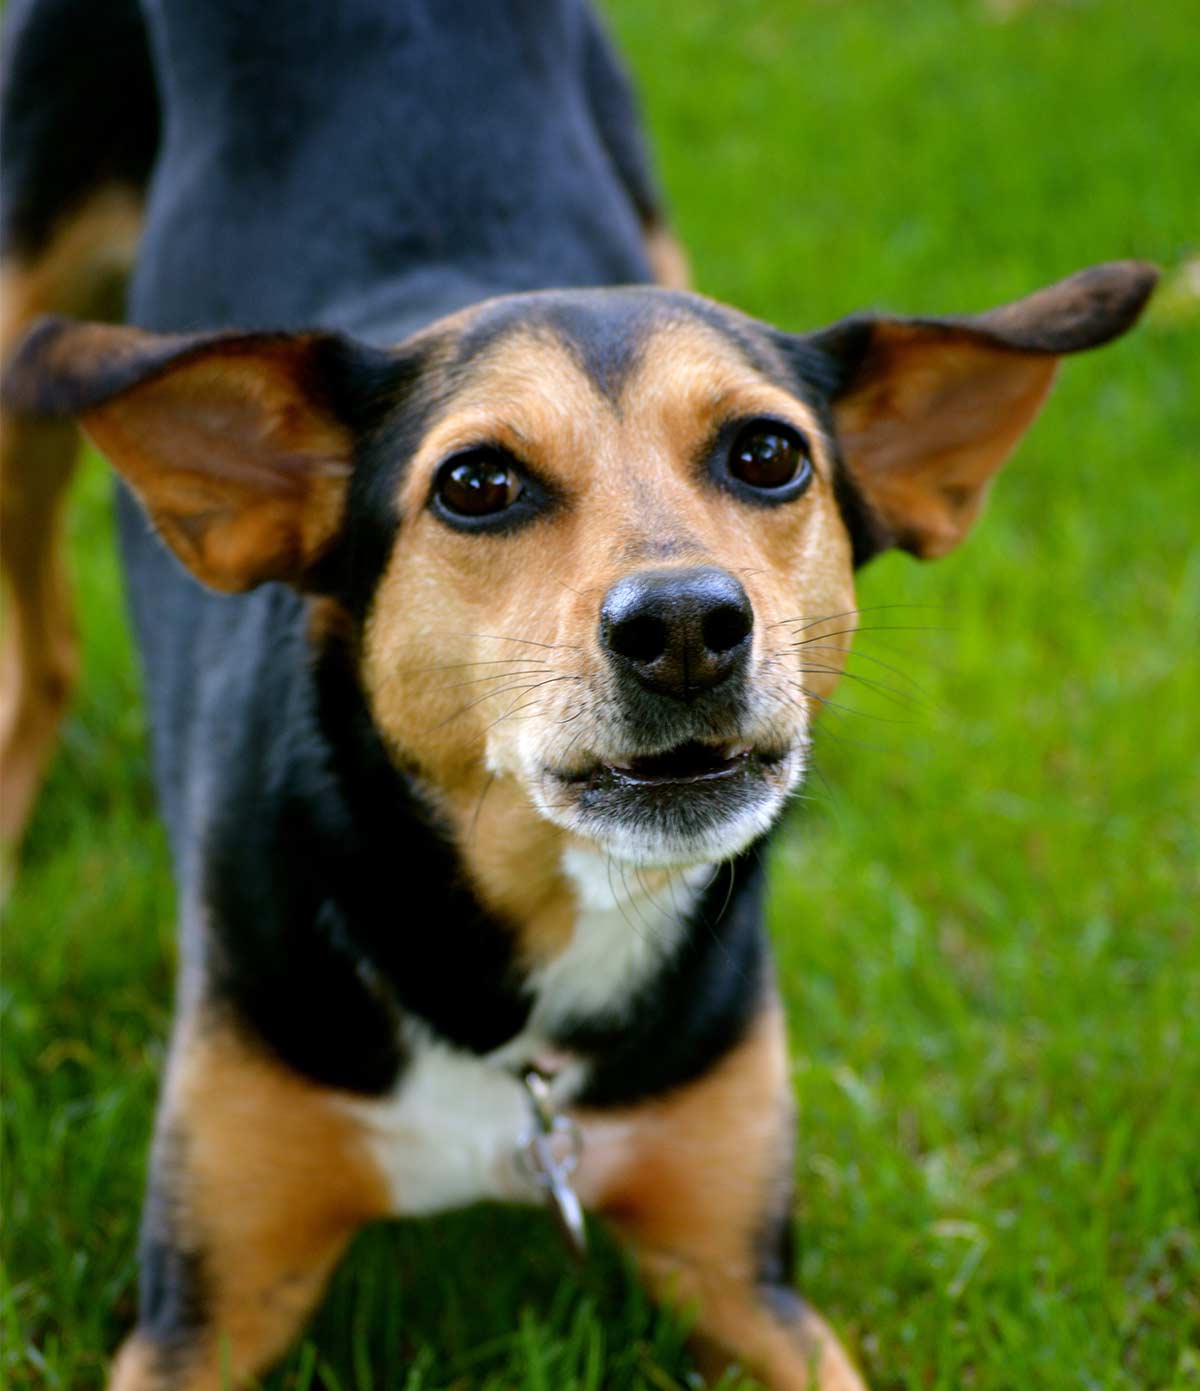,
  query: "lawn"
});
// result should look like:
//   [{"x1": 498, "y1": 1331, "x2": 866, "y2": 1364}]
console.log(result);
[{"x1": 2, "y1": 0, "x2": 1197, "y2": 1387}]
